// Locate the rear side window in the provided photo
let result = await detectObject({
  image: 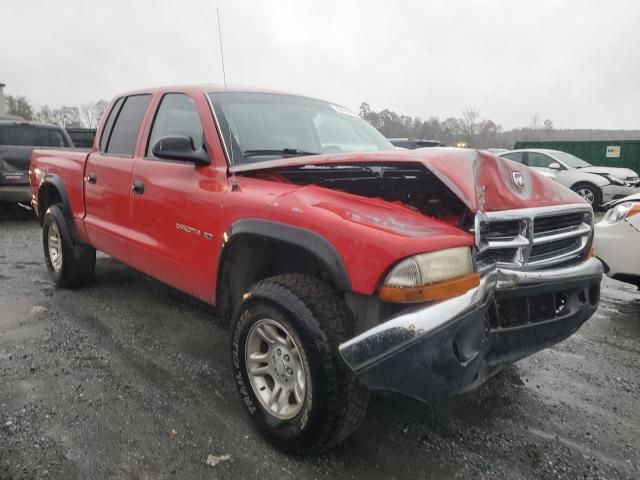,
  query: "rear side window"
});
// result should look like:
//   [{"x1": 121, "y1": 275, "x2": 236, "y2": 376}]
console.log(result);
[
  {"x1": 99, "y1": 97, "x2": 124, "y2": 152},
  {"x1": 0, "y1": 126, "x2": 69, "y2": 147},
  {"x1": 103, "y1": 94, "x2": 151, "y2": 156},
  {"x1": 502, "y1": 152, "x2": 524, "y2": 163},
  {"x1": 527, "y1": 152, "x2": 555, "y2": 168}
]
